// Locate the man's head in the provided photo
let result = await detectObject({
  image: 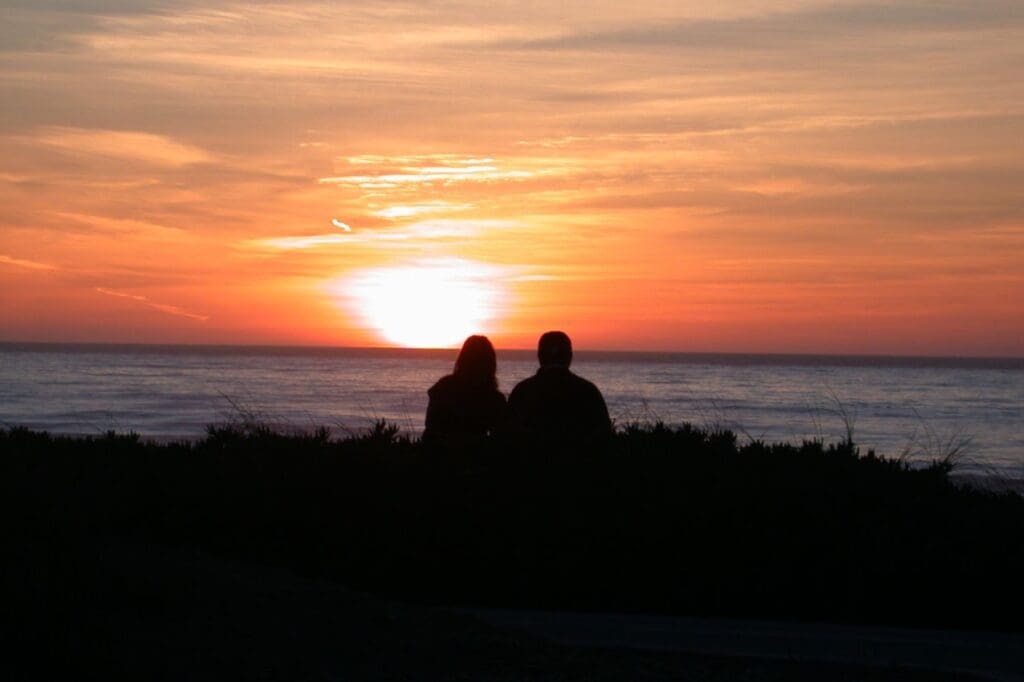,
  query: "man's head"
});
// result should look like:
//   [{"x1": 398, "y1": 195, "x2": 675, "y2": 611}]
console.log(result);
[{"x1": 538, "y1": 330, "x2": 572, "y2": 368}]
